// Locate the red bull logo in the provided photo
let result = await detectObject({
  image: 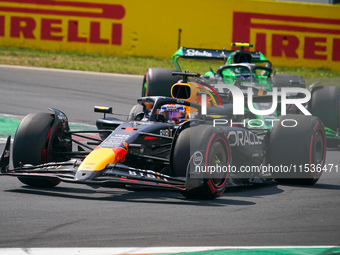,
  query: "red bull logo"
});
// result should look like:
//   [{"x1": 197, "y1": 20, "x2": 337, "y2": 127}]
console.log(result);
[
  {"x1": 79, "y1": 143, "x2": 128, "y2": 171},
  {"x1": 112, "y1": 142, "x2": 128, "y2": 163}
]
